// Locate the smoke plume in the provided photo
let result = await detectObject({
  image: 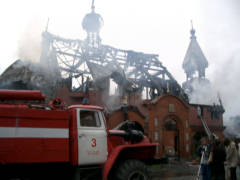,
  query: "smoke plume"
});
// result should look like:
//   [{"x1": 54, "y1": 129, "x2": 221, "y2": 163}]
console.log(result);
[
  {"x1": 224, "y1": 116, "x2": 240, "y2": 138},
  {"x1": 211, "y1": 52, "x2": 240, "y2": 120},
  {"x1": 188, "y1": 78, "x2": 218, "y2": 105},
  {"x1": 17, "y1": 18, "x2": 43, "y2": 62}
]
